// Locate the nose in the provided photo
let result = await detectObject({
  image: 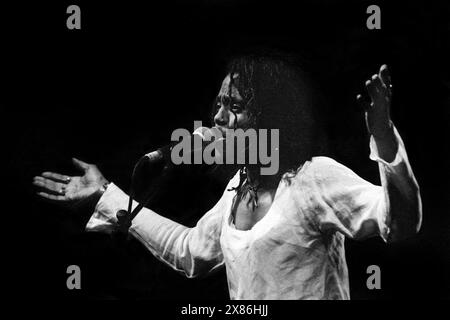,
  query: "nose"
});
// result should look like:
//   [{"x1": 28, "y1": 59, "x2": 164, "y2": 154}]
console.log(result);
[{"x1": 214, "y1": 105, "x2": 229, "y2": 127}]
